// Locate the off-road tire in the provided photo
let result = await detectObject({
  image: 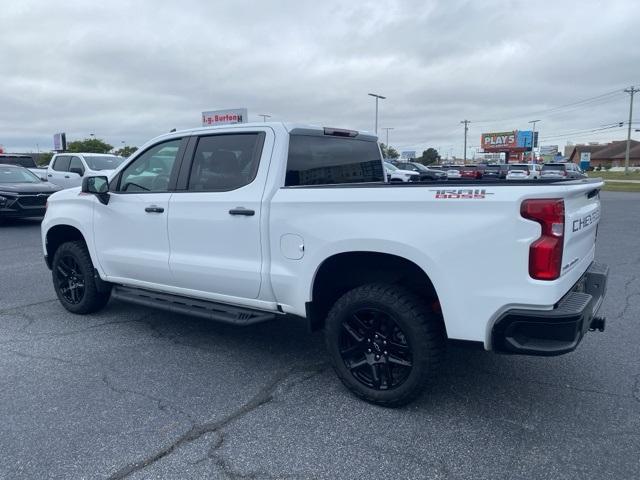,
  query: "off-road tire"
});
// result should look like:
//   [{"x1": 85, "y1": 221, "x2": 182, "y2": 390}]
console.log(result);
[
  {"x1": 325, "y1": 283, "x2": 445, "y2": 407},
  {"x1": 52, "y1": 241, "x2": 111, "y2": 314}
]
